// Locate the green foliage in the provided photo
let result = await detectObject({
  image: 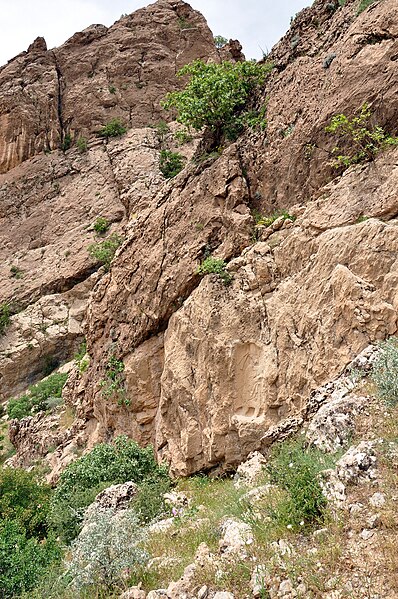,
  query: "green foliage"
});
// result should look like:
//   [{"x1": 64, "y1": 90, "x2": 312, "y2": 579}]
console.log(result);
[
  {"x1": 108, "y1": 85, "x2": 117, "y2": 94},
  {"x1": 0, "y1": 468, "x2": 61, "y2": 598},
  {"x1": 197, "y1": 256, "x2": 232, "y2": 286},
  {"x1": 0, "y1": 303, "x2": 10, "y2": 336},
  {"x1": 267, "y1": 439, "x2": 335, "y2": 530},
  {"x1": 159, "y1": 149, "x2": 185, "y2": 178},
  {"x1": 99, "y1": 355, "x2": 128, "y2": 405},
  {"x1": 98, "y1": 118, "x2": 127, "y2": 139},
  {"x1": 61, "y1": 134, "x2": 72, "y2": 152},
  {"x1": 7, "y1": 372, "x2": 68, "y2": 420},
  {"x1": 371, "y1": 337, "x2": 398, "y2": 406},
  {"x1": 0, "y1": 468, "x2": 52, "y2": 539},
  {"x1": 74, "y1": 340, "x2": 90, "y2": 374},
  {"x1": 10, "y1": 265, "x2": 23, "y2": 279},
  {"x1": 0, "y1": 520, "x2": 61, "y2": 598},
  {"x1": 174, "y1": 128, "x2": 193, "y2": 145},
  {"x1": 162, "y1": 60, "x2": 272, "y2": 140},
  {"x1": 48, "y1": 436, "x2": 169, "y2": 543},
  {"x1": 214, "y1": 35, "x2": 228, "y2": 48},
  {"x1": 76, "y1": 136, "x2": 88, "y2": 153},
  {"x1": 325, "y1": 102, "x2": 398, "y2": 169},
  {"x1": 357, "y1": 0, "x2": 375, "y2": 14},
  {"x1": 67, "y1": 508, "x2": 148, "y2": 592},
  {"x1": 153, "y1": 120, "x2": 170, "y2": 144},
  {"x1": 93, "y1": 216, "x2": 110, "y2": 234},
  {"x1": 253, "y1": 209, "x2": 296, "y2": 227},
  {"x1": 131, "y1": 478, "x2": 172, "y2": 525},
  {"x1": 88, "y1": 233, "x2": 122, "y2": 271}
]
